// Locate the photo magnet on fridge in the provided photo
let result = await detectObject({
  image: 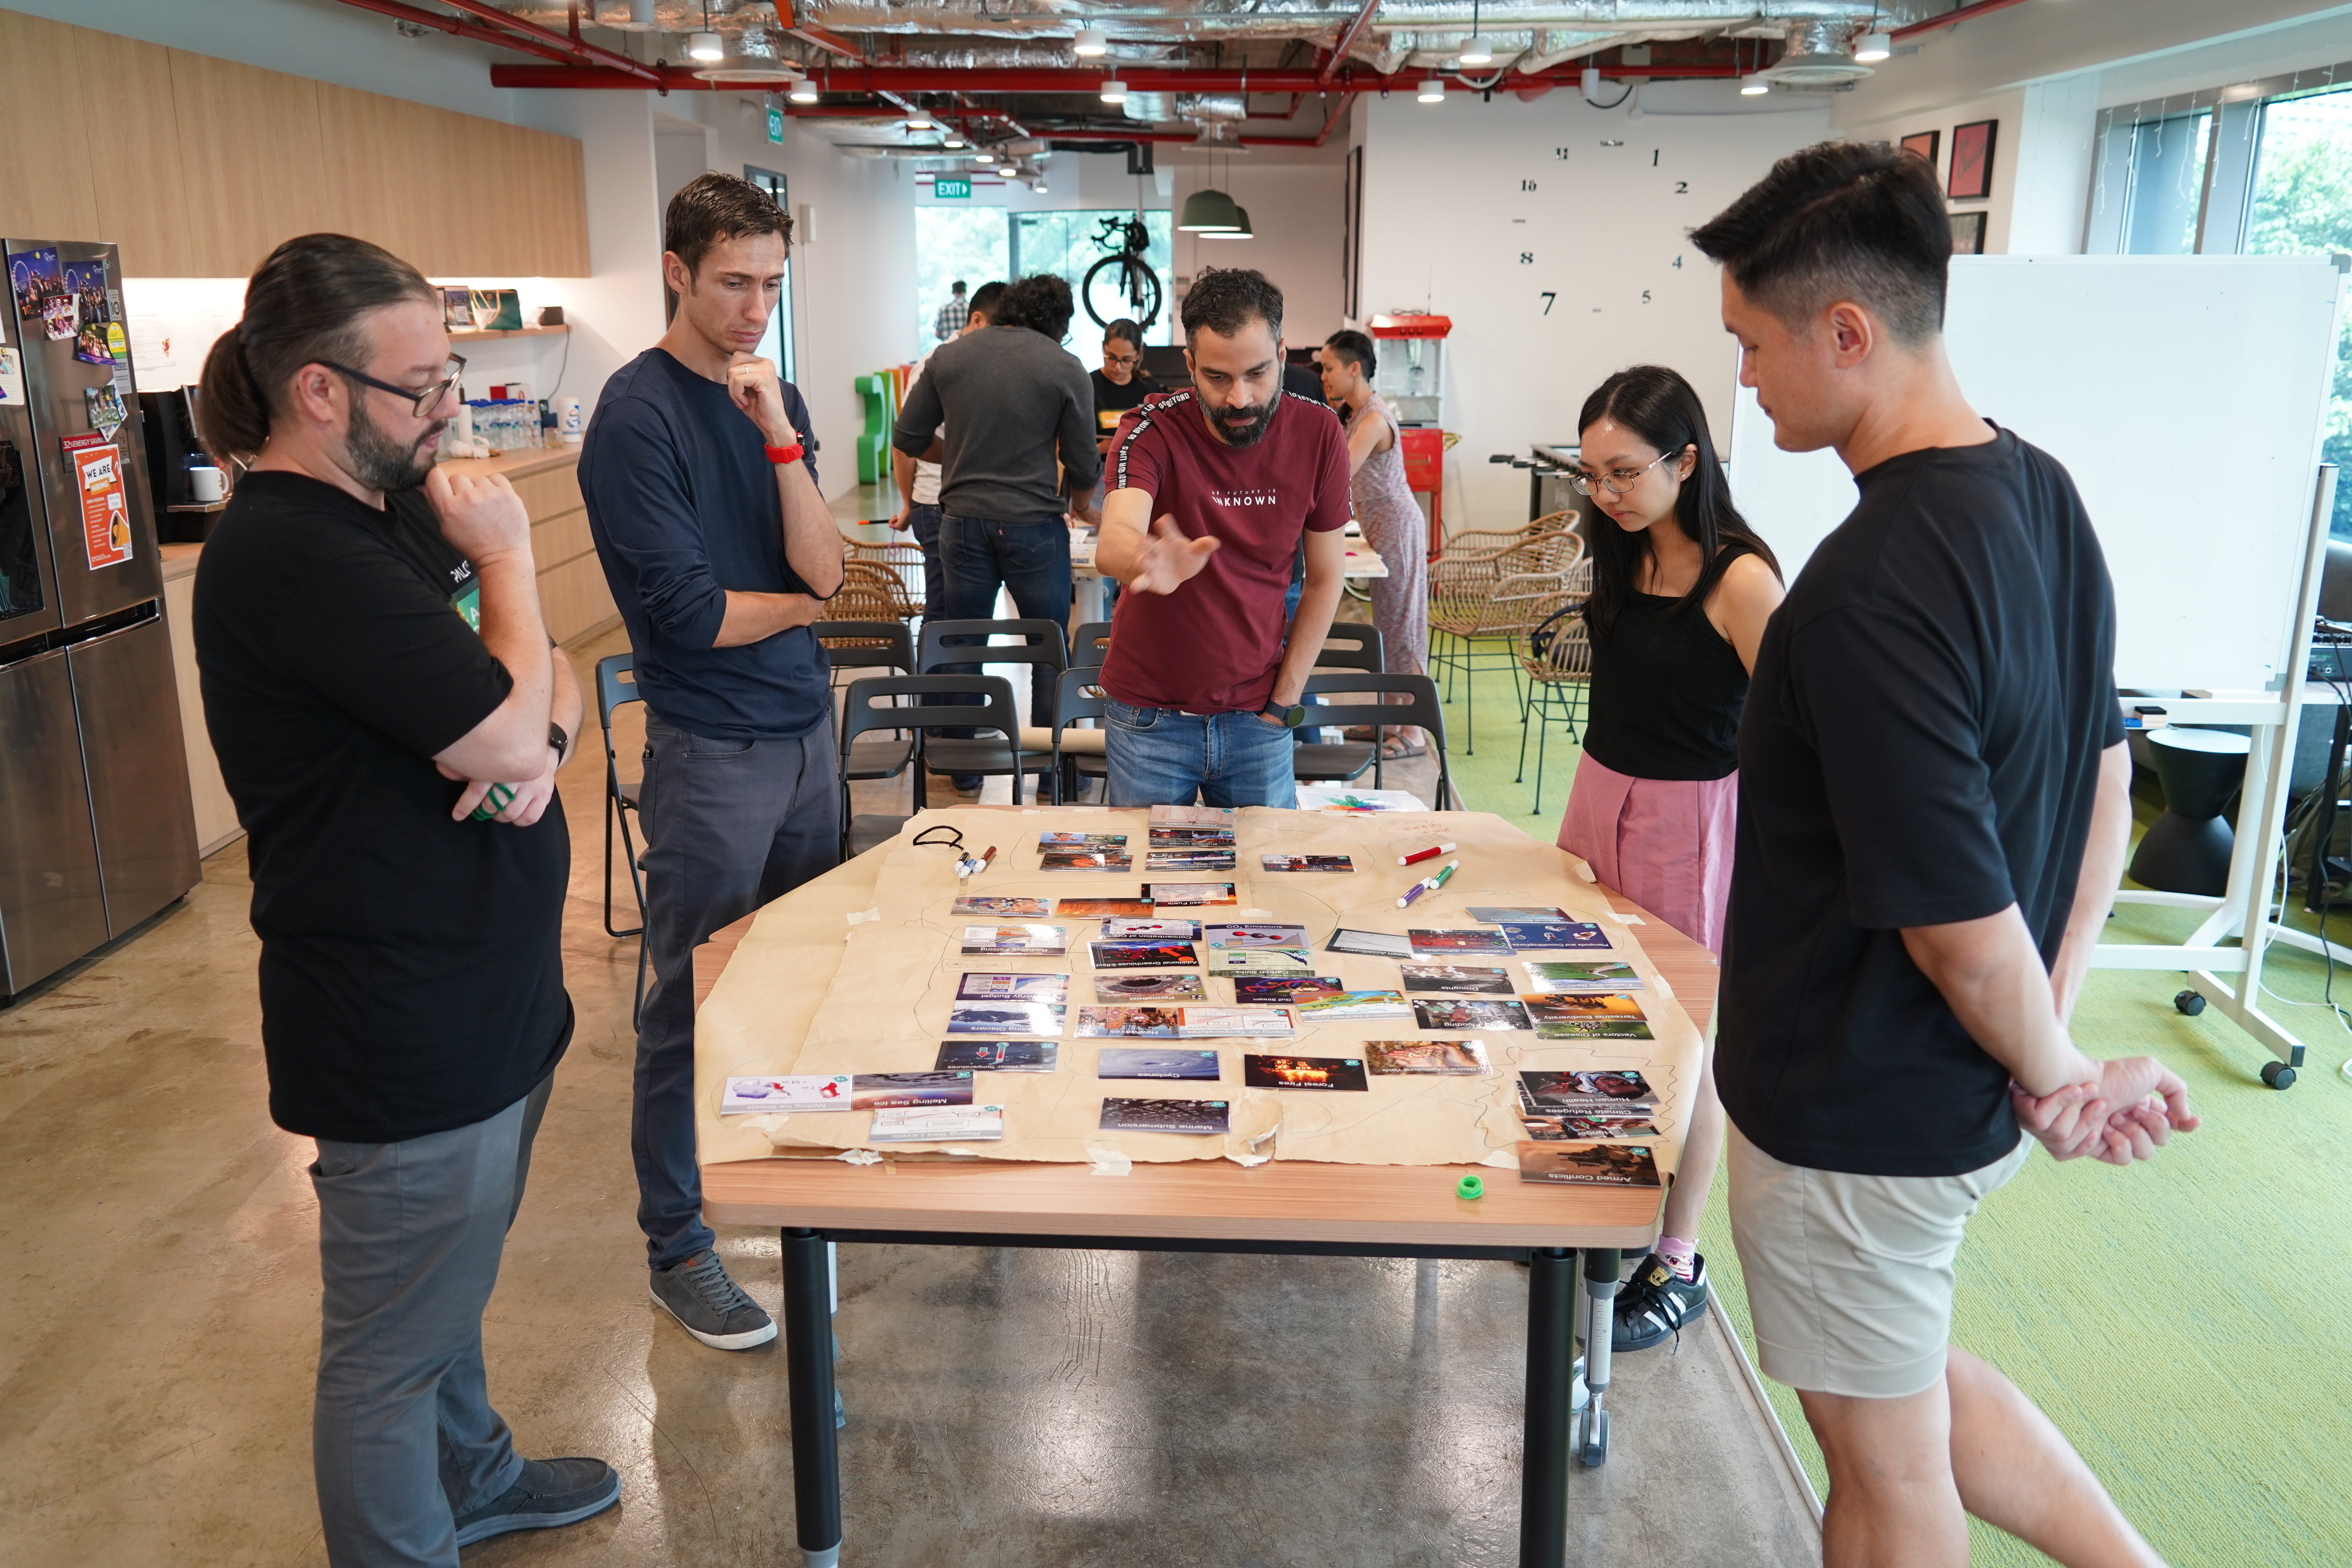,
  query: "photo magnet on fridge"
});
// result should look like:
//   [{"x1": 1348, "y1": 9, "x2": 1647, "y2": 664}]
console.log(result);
[{"x1": 9, "y1": 247, "x2": 62, "y2": 324}]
